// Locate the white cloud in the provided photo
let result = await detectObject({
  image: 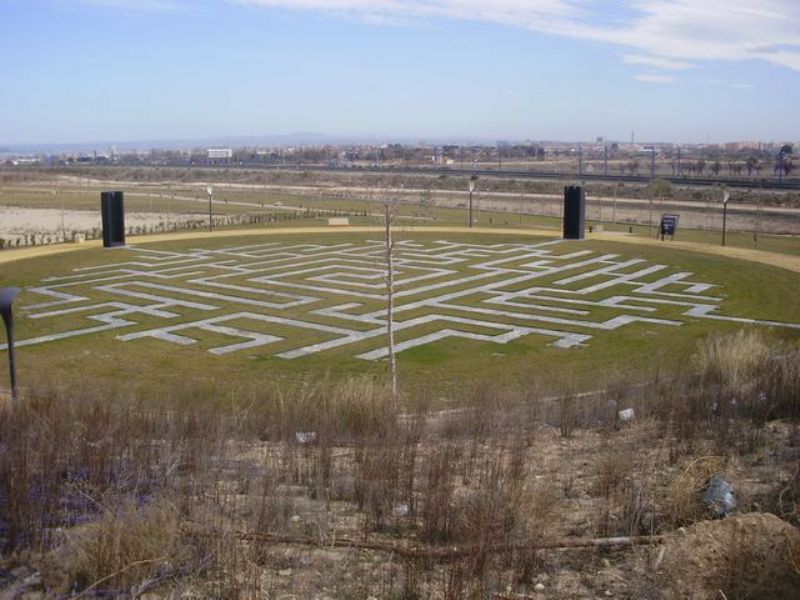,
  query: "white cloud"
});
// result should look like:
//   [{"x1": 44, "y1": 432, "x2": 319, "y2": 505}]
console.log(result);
[
  {"x1": 635, "y1": 73, "x2": 677, "y2": 84},
  {"x1": 621, "y1": 53, "x2": 693, "y2": 70},
  {"x1": 79, "y1": 1, "x2": 800, "y2": 72},
  {"x1": 610, "y1": 1, "x2": 800, "y2": 71},
  {"x1": 232, "y1": 0, "x2": 800, "y2": 72}
]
